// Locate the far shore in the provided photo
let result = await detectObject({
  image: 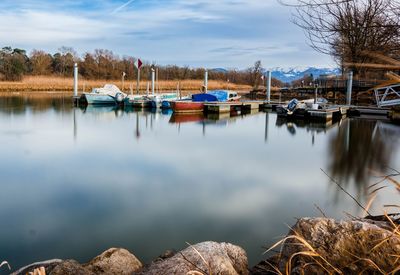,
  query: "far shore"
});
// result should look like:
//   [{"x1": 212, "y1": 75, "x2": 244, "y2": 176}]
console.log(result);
[{"x1": 0, "y1": 76, "x2": 254, "y2": 93}]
